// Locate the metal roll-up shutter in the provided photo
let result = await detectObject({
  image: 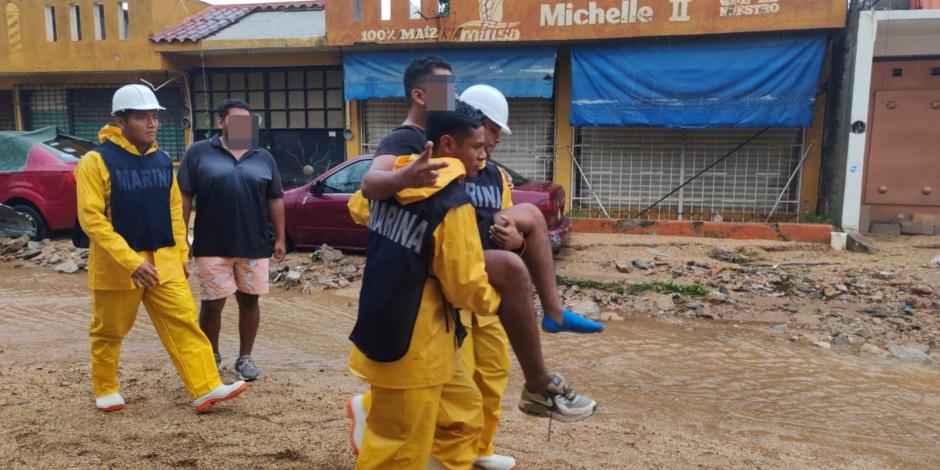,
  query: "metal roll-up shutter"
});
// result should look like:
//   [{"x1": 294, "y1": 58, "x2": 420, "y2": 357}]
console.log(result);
[
  {"x1": 574, "y1": 127, "x2": 803, "y2": 222},
  {"x1": 362, "y1": 98, "x2": 556, "y2": 183},
  {"x1": 490, "y1": 98, "x2": 554, "y2": 183},
  {"x1": 361, "y1": 98, "x2": 409, "y2": 156},
  {"x1": 0, "y1": 91, "x2": 14, "y2": 130}
]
